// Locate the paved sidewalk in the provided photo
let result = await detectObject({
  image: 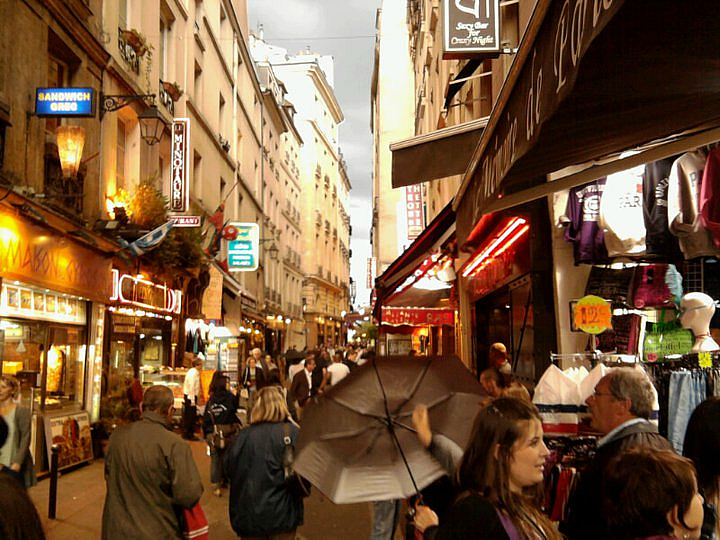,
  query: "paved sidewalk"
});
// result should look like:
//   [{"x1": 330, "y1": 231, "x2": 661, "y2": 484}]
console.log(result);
[{"x1": 28, "y1": 439, "x2": 377, "y2": 539}]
